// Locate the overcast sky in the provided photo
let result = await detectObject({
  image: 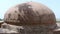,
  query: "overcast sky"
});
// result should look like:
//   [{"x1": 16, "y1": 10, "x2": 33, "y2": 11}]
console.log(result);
[{"x1": 0, "y1": 0, "x2": 60, "y2": 19}]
